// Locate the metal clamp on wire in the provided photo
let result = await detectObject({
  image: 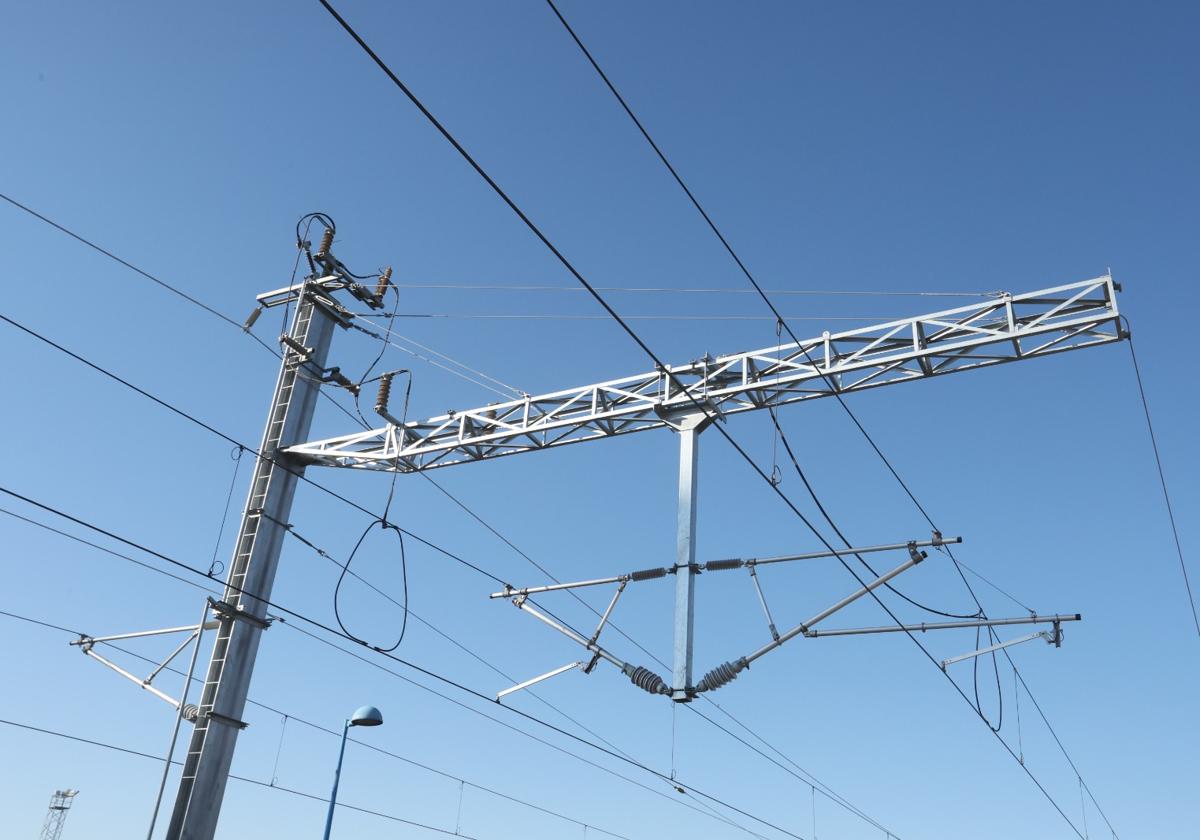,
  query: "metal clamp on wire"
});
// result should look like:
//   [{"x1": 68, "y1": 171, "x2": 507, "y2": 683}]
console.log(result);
[
  {"x1": 202, "y1": 709, "x2": 249, "y2": 731},
  {"x1": 209, "y1": 599, "x2": 273, "y2": 630}
]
